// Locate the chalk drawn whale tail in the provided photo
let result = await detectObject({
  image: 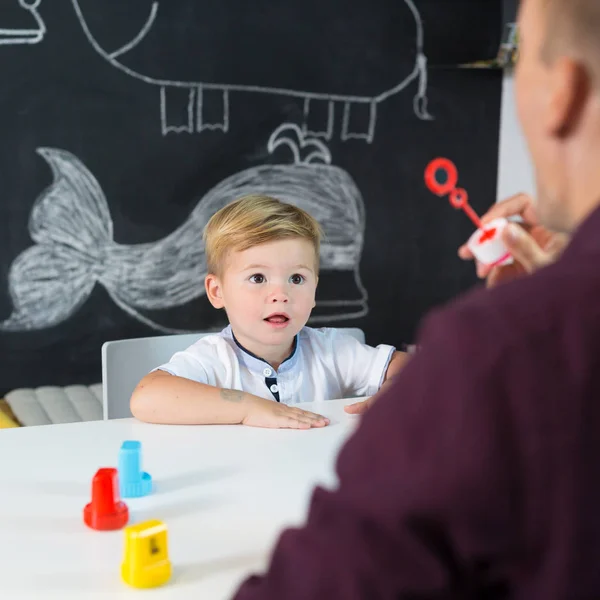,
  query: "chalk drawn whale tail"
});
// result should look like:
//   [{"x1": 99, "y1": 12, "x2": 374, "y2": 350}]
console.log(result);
[
  {"x1": 0, "y1": 147, "x2": 197, "y2": 333},
  {"x1": 0, "y1": 148, "x2": 112, "y2": 331}
]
